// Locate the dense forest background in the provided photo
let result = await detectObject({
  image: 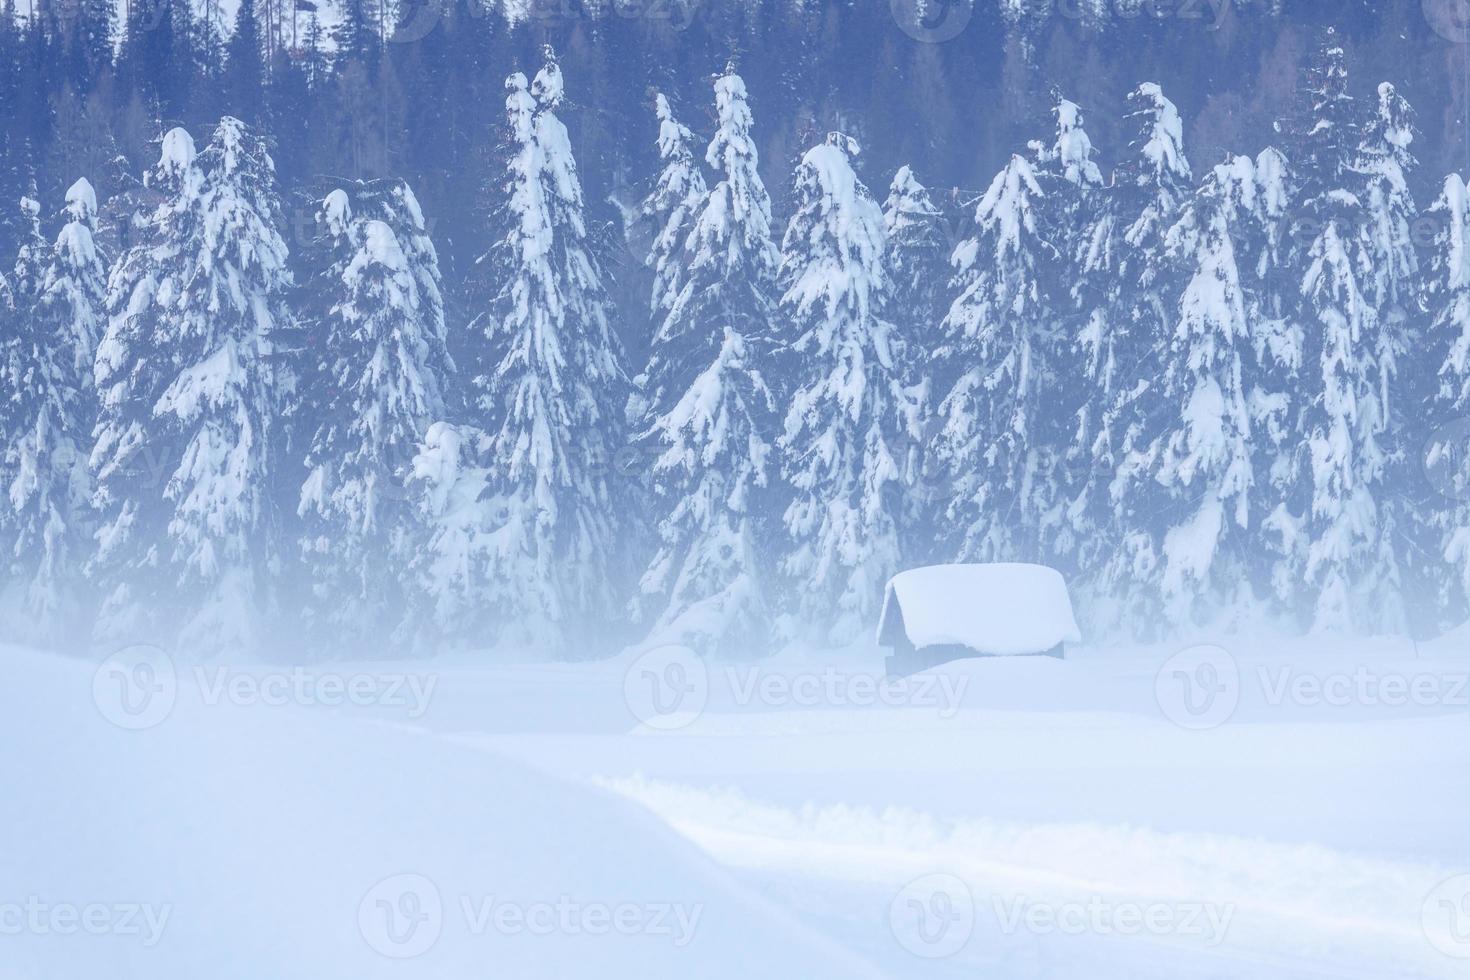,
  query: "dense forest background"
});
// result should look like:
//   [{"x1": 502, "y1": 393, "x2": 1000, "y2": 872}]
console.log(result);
[
  {"x1": 3, "y1": 0, "x2": 1467, "y2": 311},
  {"x1": 4, "y1": 0, "x2": 1470, "y2": 658}
]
